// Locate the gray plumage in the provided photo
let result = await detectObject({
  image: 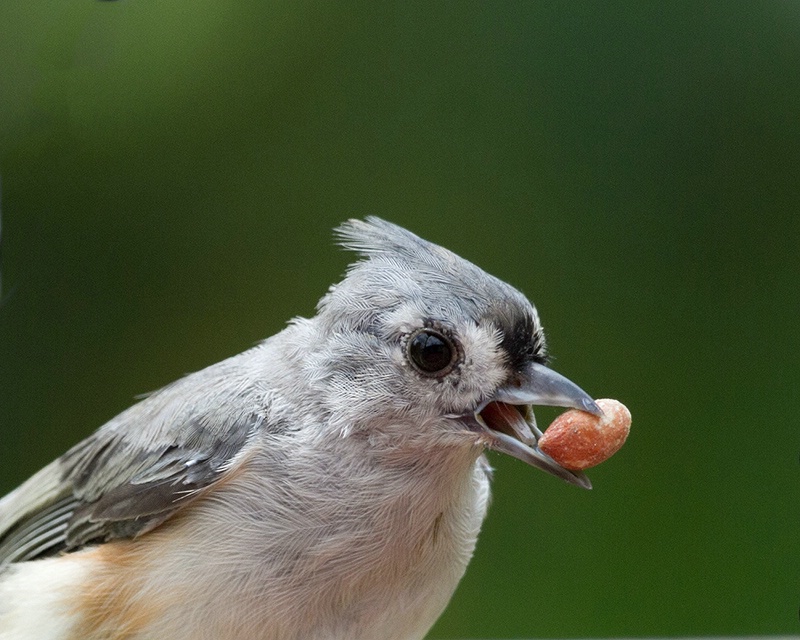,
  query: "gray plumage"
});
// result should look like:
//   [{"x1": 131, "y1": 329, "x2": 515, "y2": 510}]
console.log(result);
[{"x1": 0, "y1": 217, "x2": 597, "y2": 640}]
